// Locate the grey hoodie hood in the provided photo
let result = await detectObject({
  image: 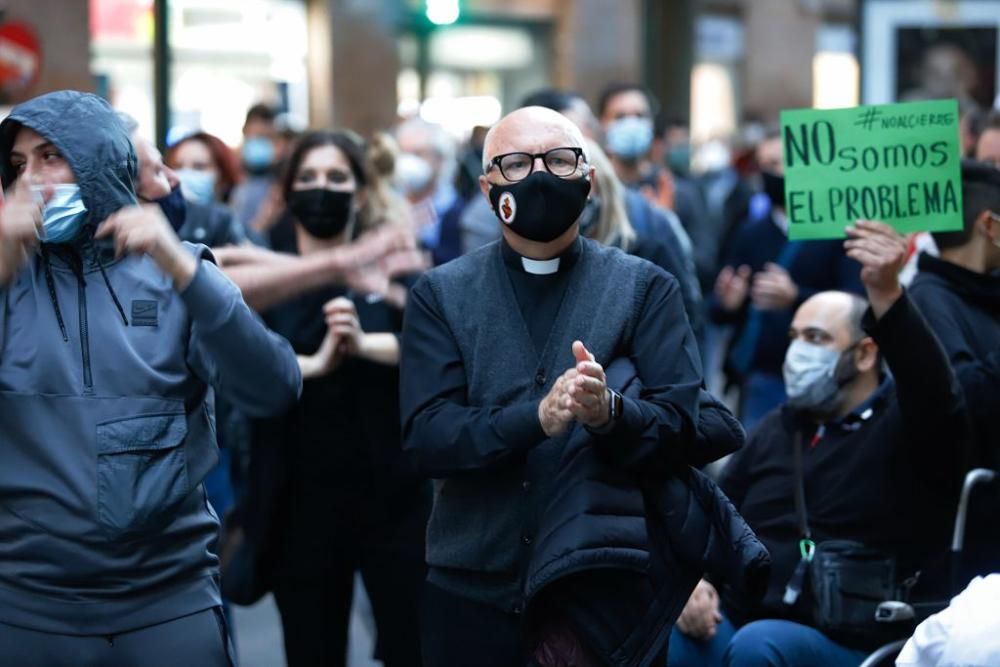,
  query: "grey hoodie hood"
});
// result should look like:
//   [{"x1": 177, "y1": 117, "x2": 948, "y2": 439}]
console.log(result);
[{"x1": 0, "y1": 90, "x2": 138, "y2": 230}]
